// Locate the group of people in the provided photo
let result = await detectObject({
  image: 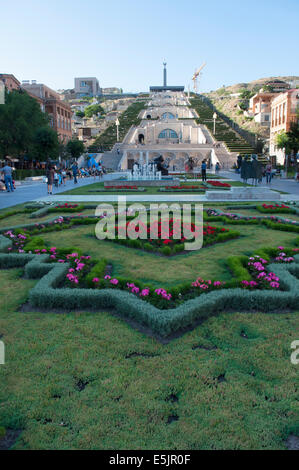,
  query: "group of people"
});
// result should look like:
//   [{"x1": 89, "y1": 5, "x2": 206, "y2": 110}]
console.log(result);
[
  {"x1": 237, "y1": 154, "x2": 273, "y2": 185},
  {"x1": 0, "y1": 161, "x2": 16, "y2": 193},
  {"x1": 45, "y1": 162, "x2": 106, "y2": 195}
]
